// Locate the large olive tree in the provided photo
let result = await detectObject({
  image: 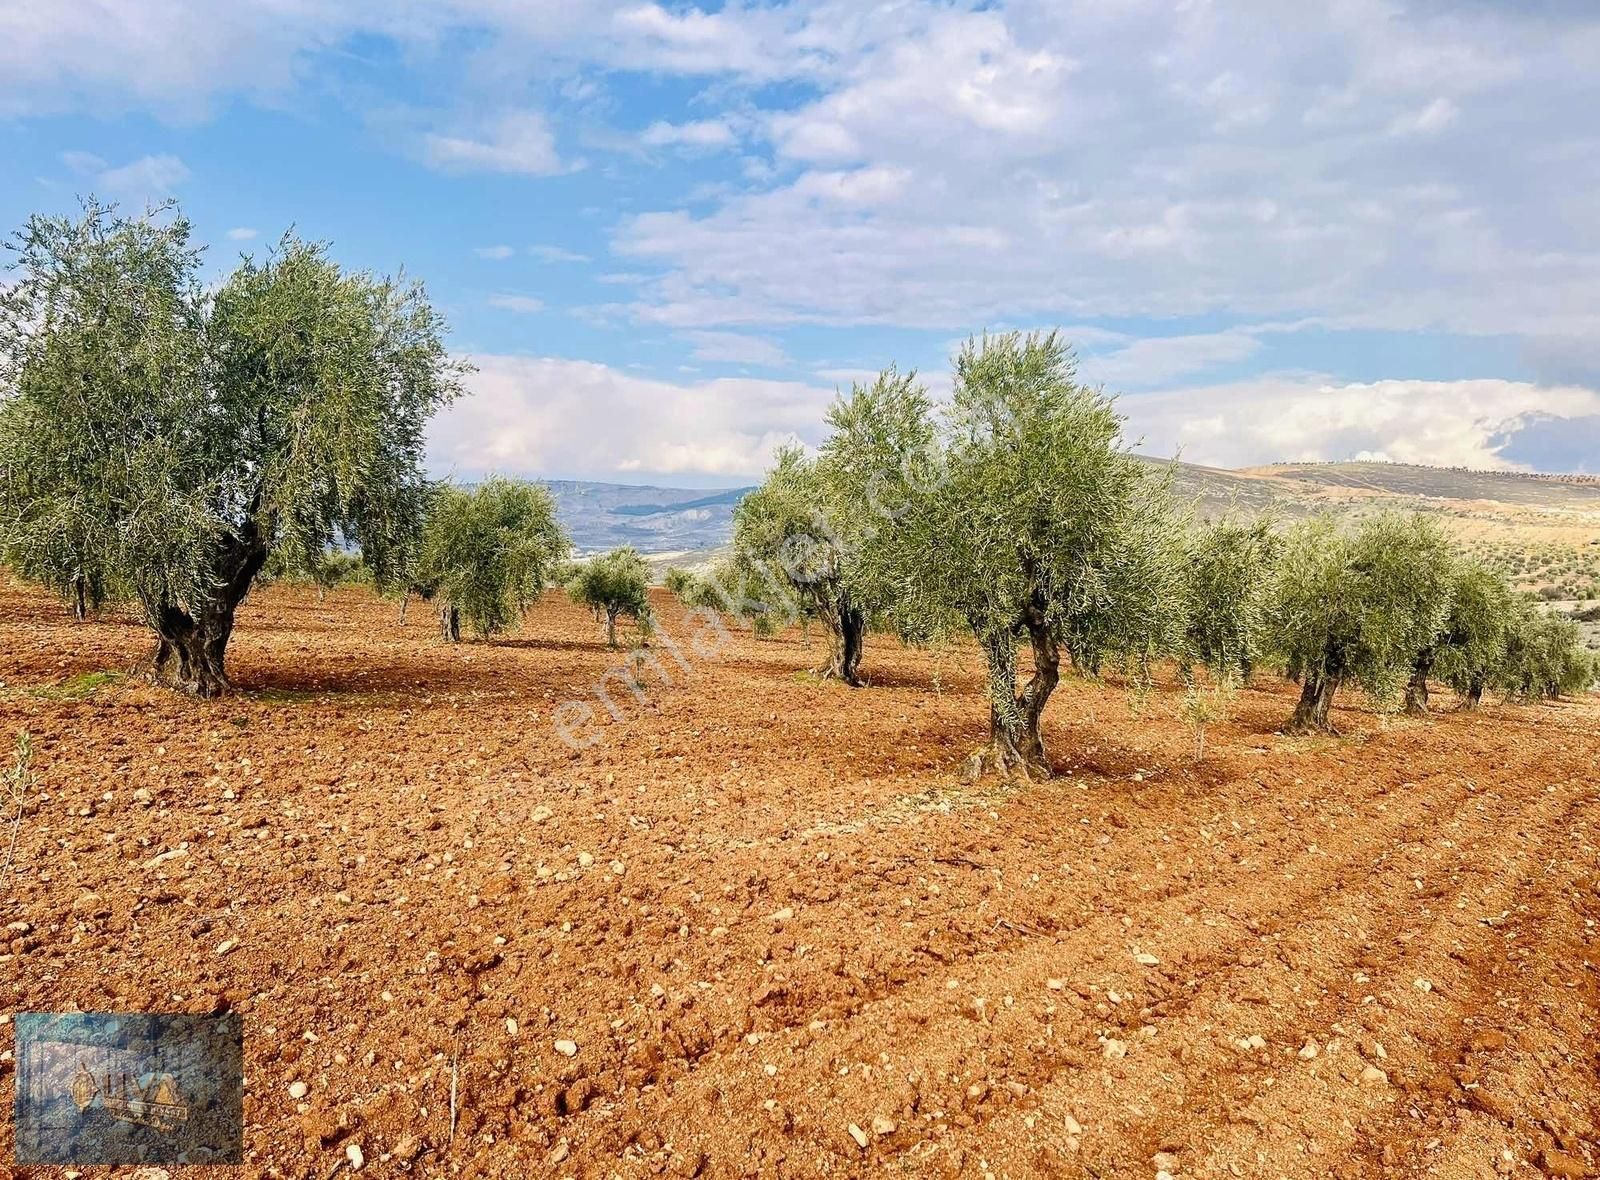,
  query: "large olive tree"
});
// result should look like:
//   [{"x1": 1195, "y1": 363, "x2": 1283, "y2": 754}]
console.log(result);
[
  {"x1": 0, "y1": 202, "x2": 464, "y2": 695},
  {"x1": 416, "y1": 478, "x2": 568, "y2": 641},
  {"x1": 733, "y1": 445, "x2": 870, "y2": 683},
  {"x1": 1269, "y1": 512, "x2": 1454, "y2": 733},
  {"x1": 825, "y1": 333, "x2": 1186, "y2": 780}
]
